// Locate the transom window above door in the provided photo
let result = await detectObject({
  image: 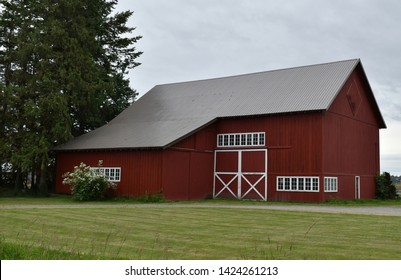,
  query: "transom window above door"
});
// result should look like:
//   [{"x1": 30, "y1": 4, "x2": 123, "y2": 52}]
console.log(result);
[{"x1": 217, "y1": 132, "x2": 265, "y2": 147}]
